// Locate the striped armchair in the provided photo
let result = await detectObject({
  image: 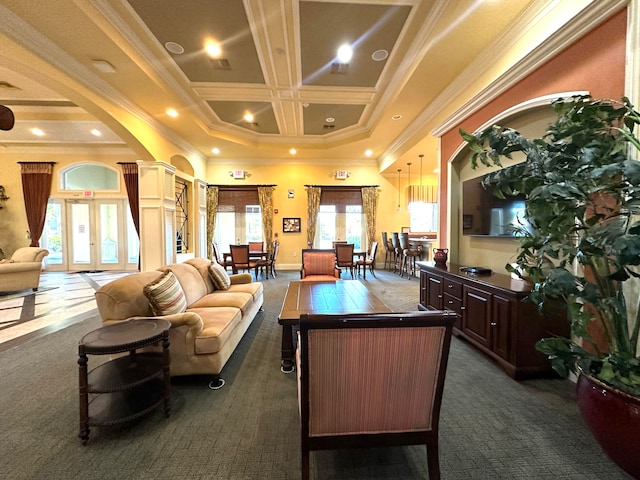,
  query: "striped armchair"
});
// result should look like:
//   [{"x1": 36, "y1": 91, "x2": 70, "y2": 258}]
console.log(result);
[
  {"x1": 300, "y1": 249, "x2": 340, "y2": 281},
  {"x1": 297, "y1": 311, "x2": 455, "y2": 480}
]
